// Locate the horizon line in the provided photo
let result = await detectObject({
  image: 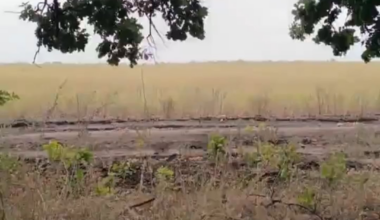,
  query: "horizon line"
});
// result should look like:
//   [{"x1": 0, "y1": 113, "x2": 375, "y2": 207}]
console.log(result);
[{"x1": 0, "y1": 60, "x2": 378, "y2": 65}]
